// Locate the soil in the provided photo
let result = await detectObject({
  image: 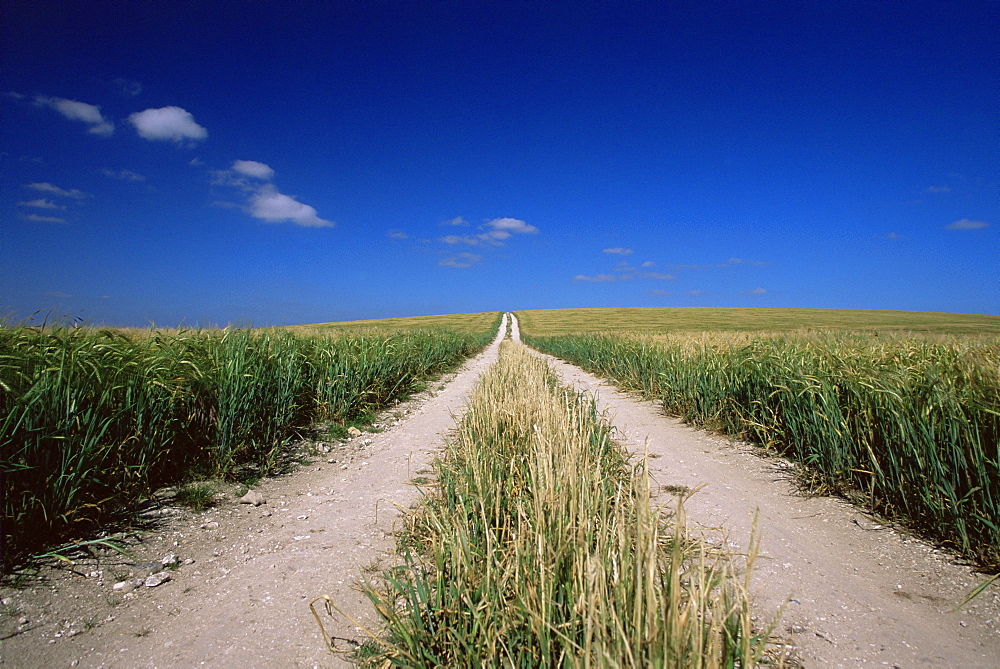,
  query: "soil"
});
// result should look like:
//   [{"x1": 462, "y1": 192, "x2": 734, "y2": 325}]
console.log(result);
[{"x1": 2, "y1": 313, "x2": 998, "y2": 668}]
